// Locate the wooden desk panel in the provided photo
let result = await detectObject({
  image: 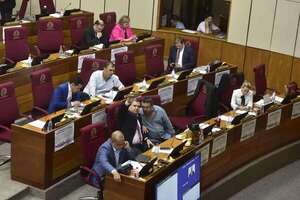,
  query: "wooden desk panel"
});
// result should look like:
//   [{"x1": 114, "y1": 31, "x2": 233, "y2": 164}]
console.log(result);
[{"x1": 0, "y1": 38, "x2": 164, "y2": 113}]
